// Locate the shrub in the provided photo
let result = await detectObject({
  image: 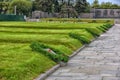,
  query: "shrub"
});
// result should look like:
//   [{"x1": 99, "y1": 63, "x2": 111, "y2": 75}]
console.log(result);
[
  {"x1": 97, "y1": 26, "x2": 106, "y2": 32},
  {"x1": 92, "y1": 20, "x2": 97, "y2": 23},
  {"x1": 102, "y1": 25, "x2": 108, "y2": 30},
  {"x1": 85, "y1": 28, "x2": 103, "y2": 37},
  {"x1": 69, "y1": 32, "x2": 91, "y2": 44},
  {"x1": 30, "y1": 42, "x2": 69, "y2": 63},
  {"x1": 106, "y1": 20, "x2": 110, "y2": 23},
  {"x1": 100, "y1": 24, "x2": 112, "y2": 31},
  {"x1": 104, "y1": 24, "x2": 113, "y2": 28}
]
